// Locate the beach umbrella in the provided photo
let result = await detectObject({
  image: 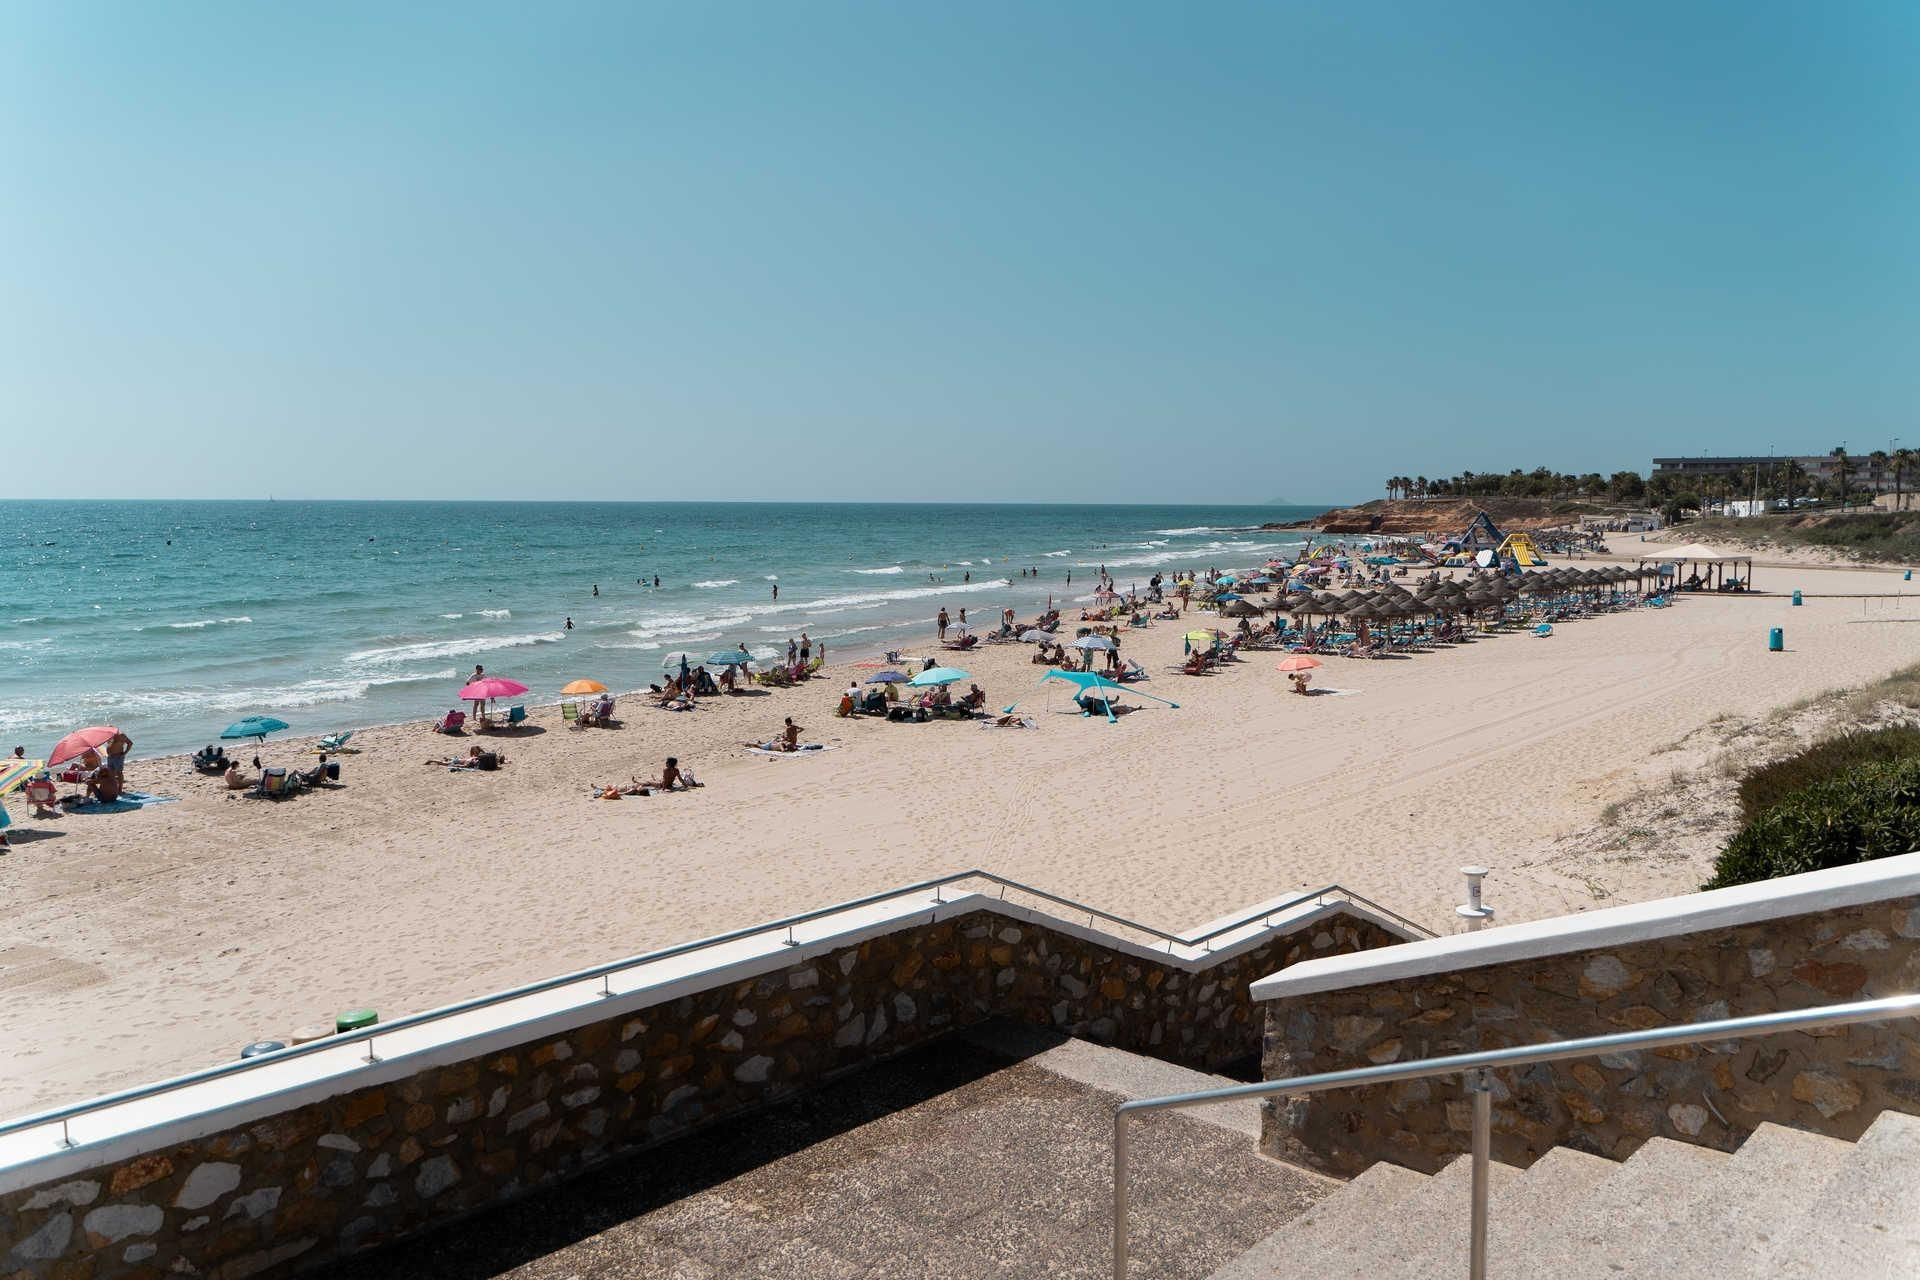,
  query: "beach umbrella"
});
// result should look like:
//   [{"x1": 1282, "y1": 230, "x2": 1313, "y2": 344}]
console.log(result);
[
  {"x1": 1221, "y1": 600, "x2": 1262, "y2": 618},
  {"x1": 221, "y1": 715, "x2": 290, "y2": 742},
  {"x1": 560, "y1": 679, "x2": 608, "y2": 696},
  {"x1": 1215, "y1": 592, "x2": 1243, "y2": 602},
  {"x1": 864, "y1": 671, "x2": 911, "y2": 684},
  {"x1": 1019, "y1": 629, "x2": 1051, "y2": 643},
  {"x1": 908, "y1": 666, "x2": 969, "y2": 687},
  {"x1": 705, "y1": 652, "x2": 752, "y2": 668},
  {"x1": 49, "y1": 725, "x2": 119, "y2": 767},
  {"x1": 1276, "y1": 656, "x2": 1322, "y2": 672},
  {"x1": 0, "y1": 758, "x2": 45, "y2": 797},
  {"x1": 459, "y1": 677, "x2": 529, "y2": 701},
  {"x1": 1071, "y1": 635, "x2": 1116, "y2": 651}
]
